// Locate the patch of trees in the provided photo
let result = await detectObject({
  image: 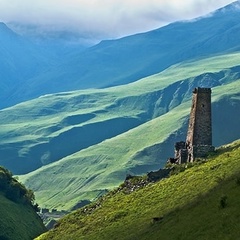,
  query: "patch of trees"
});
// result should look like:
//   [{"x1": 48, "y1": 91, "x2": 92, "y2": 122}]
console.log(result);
[{"x1": 0, "y1": 166, "x2": 37, "y2": 209}]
